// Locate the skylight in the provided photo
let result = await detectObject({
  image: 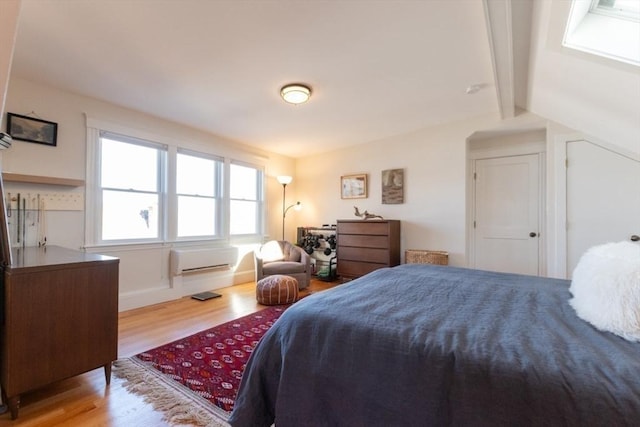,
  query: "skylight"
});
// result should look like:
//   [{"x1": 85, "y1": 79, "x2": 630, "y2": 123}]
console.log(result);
[
  {"x1": 591, "y1": 0, "x2": 640, "y2": 21},
  {"x1": 563, "y1": 0, "x2": 640, "y2": 66}
]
